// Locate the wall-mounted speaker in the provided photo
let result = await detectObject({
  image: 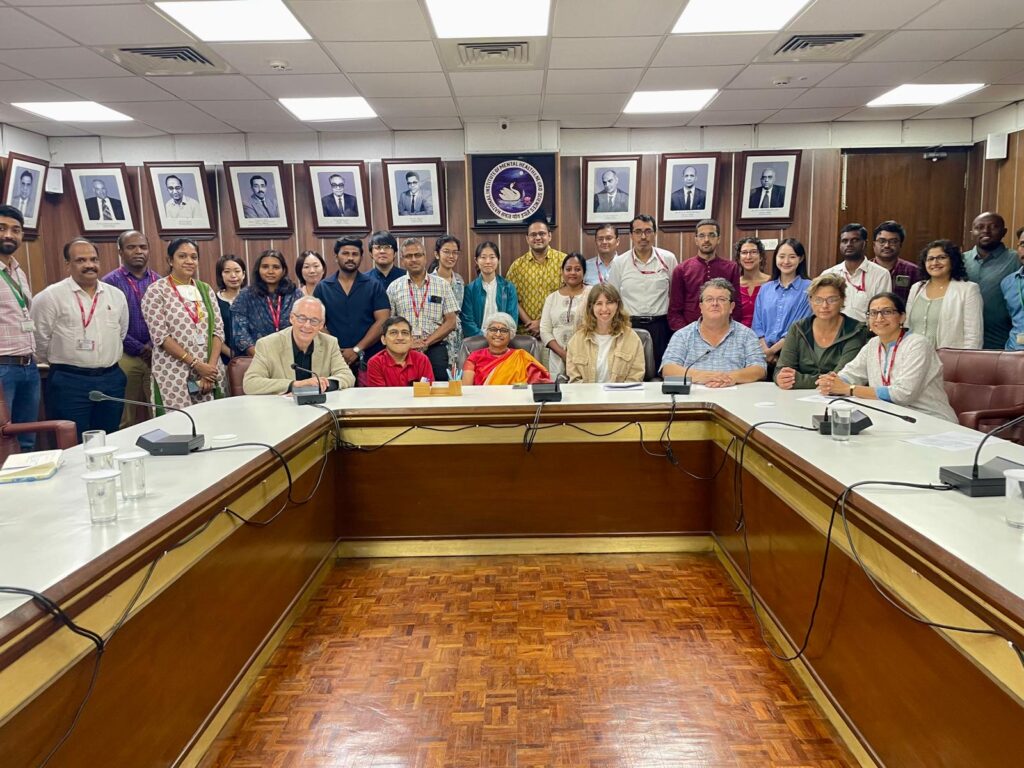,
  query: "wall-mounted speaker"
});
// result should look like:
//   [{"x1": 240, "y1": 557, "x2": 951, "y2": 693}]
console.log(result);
[
  {"x1": 44, "y1": 166, "x2": 63, "y2": 194},
  {"x1": 986, "y1": 133, "x2": 1008, "y2": 161}
]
